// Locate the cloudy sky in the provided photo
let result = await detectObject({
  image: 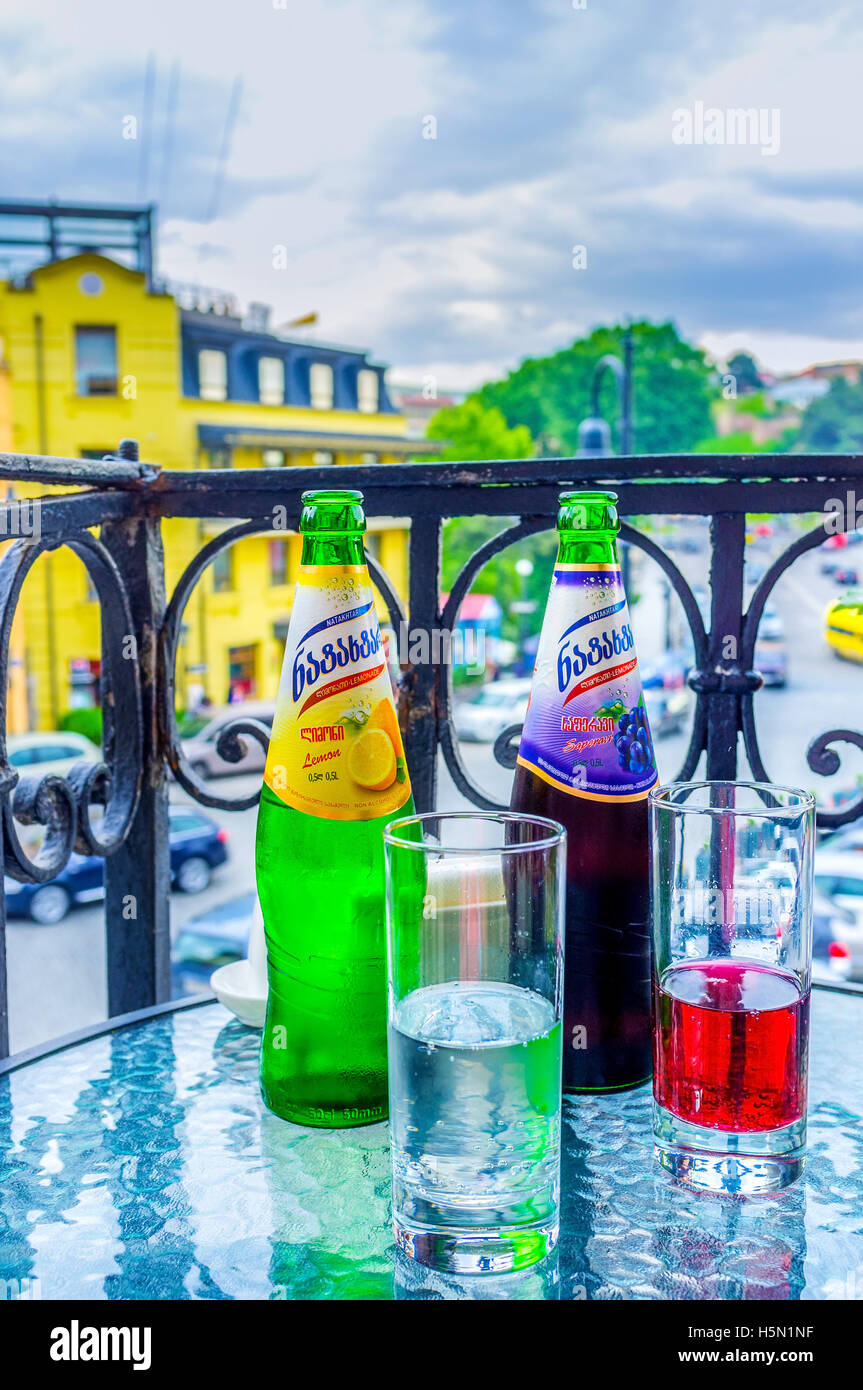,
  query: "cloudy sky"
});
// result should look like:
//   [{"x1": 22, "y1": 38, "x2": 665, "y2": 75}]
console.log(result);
[{"x1": 2, "y1": 0, "x2": 863, "y2": 388}]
